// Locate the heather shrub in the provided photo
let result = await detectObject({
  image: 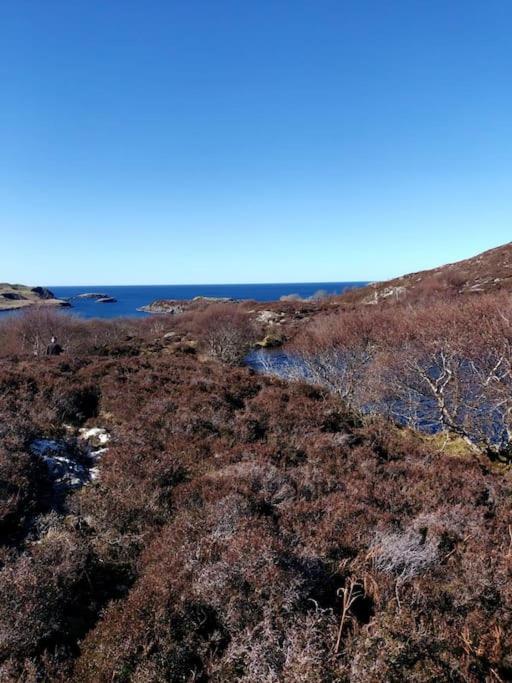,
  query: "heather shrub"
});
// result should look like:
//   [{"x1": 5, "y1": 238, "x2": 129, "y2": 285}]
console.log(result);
[
  {"x1": 0, "y1": 309, "x2": 146, "y2": 358},
  {"x1": 0, "y1": 316, "x2": 511, "y2": 680},
  {"x1": 51, "y1": 383, "x2": 100, "y2": 425},
  {"x1": 0, "y1": 527, "x2": 89, "y2": 661},
  {"x1": 0, "y1": 448, "x2": 51, "y2": 543}
]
